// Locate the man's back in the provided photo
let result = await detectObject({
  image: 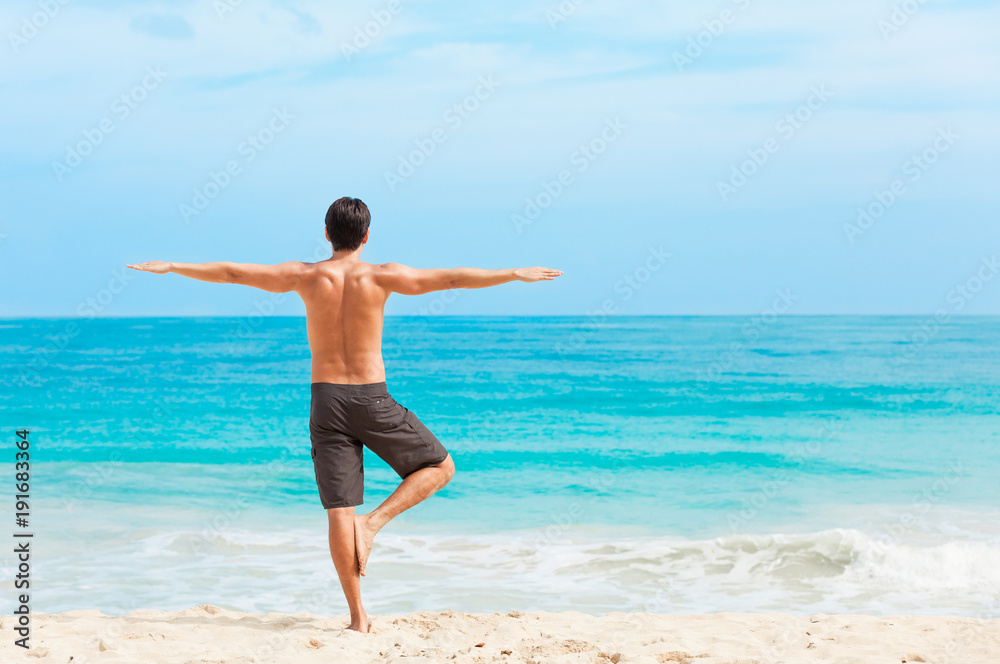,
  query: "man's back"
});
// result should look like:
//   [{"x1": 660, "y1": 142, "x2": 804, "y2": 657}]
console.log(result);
[{"x1": 299, "y1": 258, "x2": 388, "y2": 385}]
